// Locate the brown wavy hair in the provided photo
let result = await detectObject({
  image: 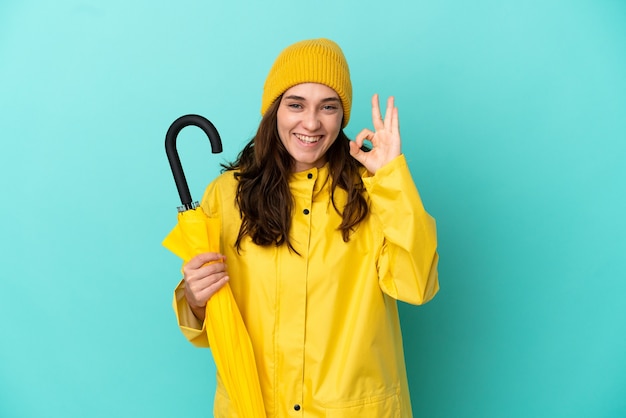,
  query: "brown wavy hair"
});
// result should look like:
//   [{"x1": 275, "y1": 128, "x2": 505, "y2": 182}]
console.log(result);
[{"x1": 222, "y1": 97, "x2": 369, "y2": 253}]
